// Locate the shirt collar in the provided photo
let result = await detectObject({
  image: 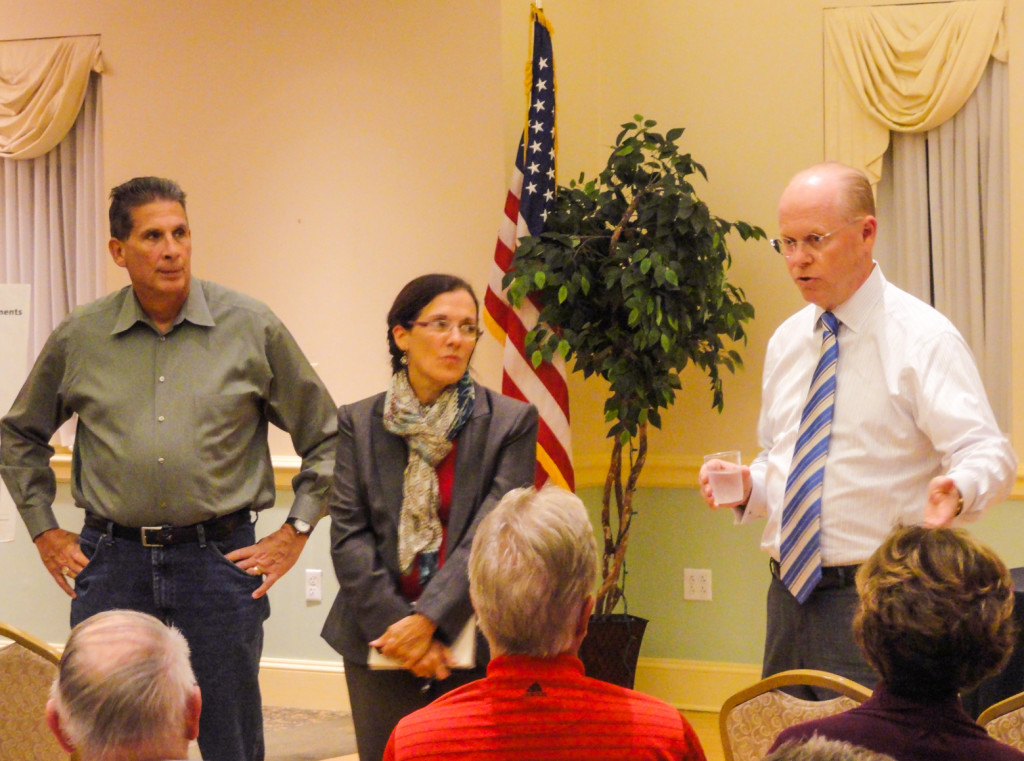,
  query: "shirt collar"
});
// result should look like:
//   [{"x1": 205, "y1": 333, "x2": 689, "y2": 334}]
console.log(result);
[
  {"x1": 110, "y1": 279, "x2": 215, "y2": 335},
  {"x1": 486, "y1": 653, "x2": 585, "y2": 679},
  {"x1": 815, "y1": 261, "x2": 885, "y2": 334}
]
